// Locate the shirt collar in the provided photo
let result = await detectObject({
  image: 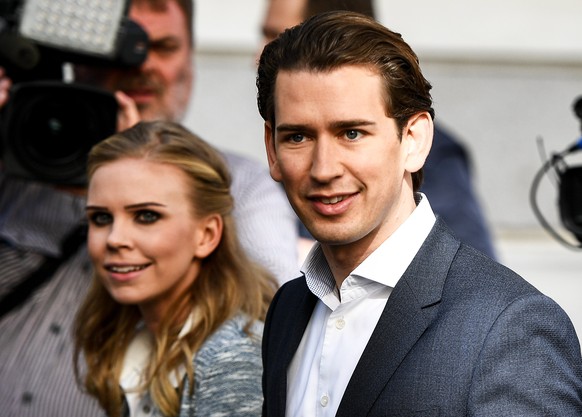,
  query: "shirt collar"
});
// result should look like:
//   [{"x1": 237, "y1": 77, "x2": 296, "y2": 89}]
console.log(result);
[
  {"x1": 351, "y1": 192, "x2": 436, "y2": 288},
  {"x1": 301, "y1": 193, "x2": 436, "y2": 304}
]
